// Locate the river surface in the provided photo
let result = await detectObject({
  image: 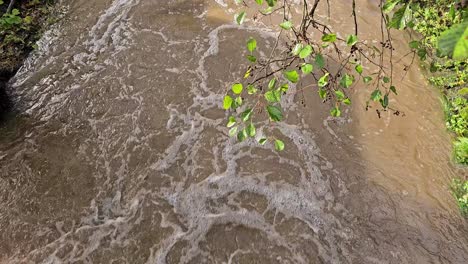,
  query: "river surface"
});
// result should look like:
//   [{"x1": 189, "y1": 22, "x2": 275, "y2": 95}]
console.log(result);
[{"x1": 1, "y1": 0, "x2": 467, "y2": 263}]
